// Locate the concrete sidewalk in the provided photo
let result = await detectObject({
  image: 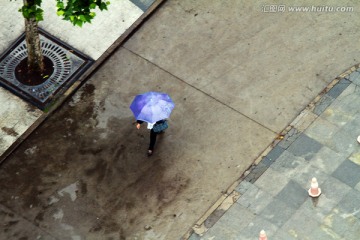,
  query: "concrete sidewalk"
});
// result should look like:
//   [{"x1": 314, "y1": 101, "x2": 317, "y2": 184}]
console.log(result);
[
  {"x1": 188, "y1": 67, "x2": 360, "y2": 239},
  {"x1": 0, "y1": 0, "x2": 162, "y2": 162},
  {"x1": 1, "y1": 0, "x2": 360, "y2": 239}
]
